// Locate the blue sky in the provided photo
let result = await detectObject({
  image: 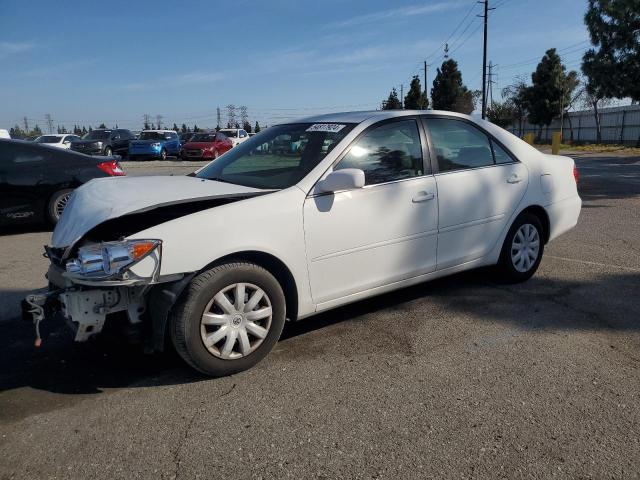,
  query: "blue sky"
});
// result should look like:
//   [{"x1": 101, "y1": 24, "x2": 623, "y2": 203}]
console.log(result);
[{"x1": 0, "y1": 0, "x2": 590, "y2": 131}]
